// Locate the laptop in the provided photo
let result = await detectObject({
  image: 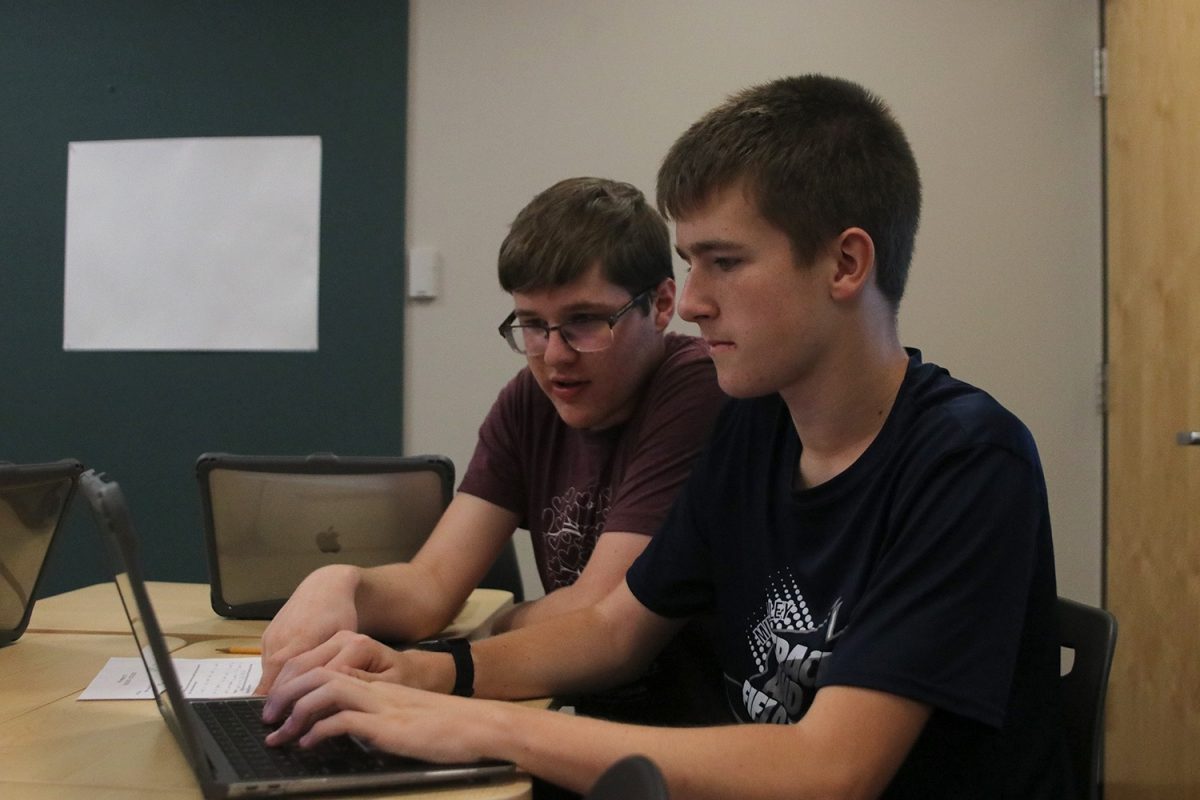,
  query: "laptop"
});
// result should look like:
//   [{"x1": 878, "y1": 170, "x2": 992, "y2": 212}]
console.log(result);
[
  {"x1": 79, "y1": 469, "x2": 514, "y2": 799},
  {"x1": 0, "y1": 459, "x2": 84, "y2": 646},
  {"x1": 196, "y1": 453, "x2": 453, "y2": 619}
]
